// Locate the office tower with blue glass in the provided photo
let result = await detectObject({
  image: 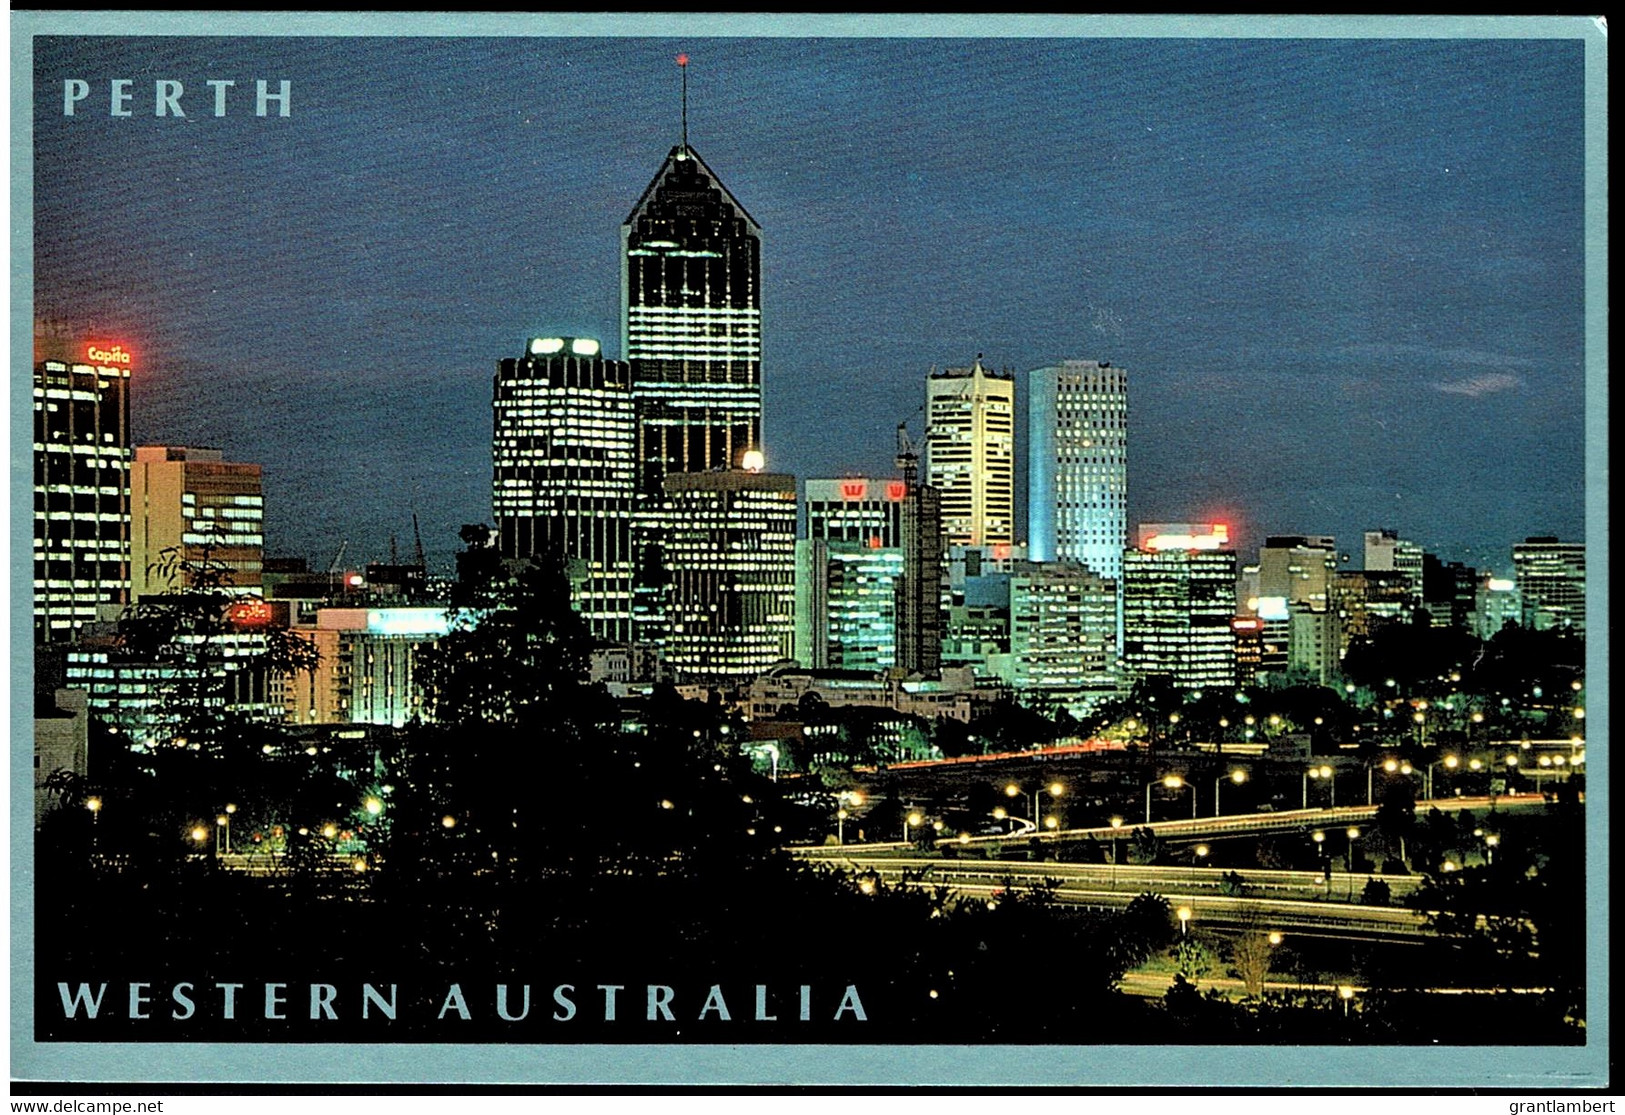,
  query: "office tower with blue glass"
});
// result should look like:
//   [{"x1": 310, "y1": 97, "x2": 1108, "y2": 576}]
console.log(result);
[{"x1": 1027, "y1": 358, "x2": 1128, "y2": 582}]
